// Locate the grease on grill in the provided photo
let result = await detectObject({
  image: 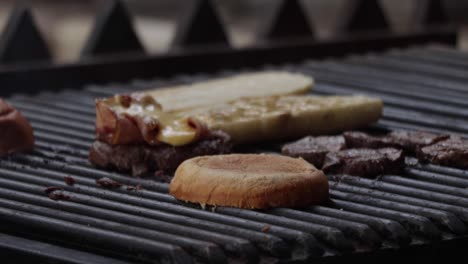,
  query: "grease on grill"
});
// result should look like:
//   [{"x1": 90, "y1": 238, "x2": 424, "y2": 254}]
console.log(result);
[
  {"x1": 48, "y1": 192, "x2": 72, "y2": 201},
  {"x1": 96, "y1": 177, "x2": 123, "y2": 189},
  {"x1": 261, "y1": 225, "x2": 271, "y2": 233},
  {"x1": 126, "y1": 184, "x2": 143, "y2": 191},
  {"x1": 44, "y1": 186, "x2": 71, "y2": 201},
  {"x1": 64, "y1": 176, "x2": 75, "y2": 186},
  {"x1": 44, "y1": 186, "x2": 62, "y2": 194}
]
